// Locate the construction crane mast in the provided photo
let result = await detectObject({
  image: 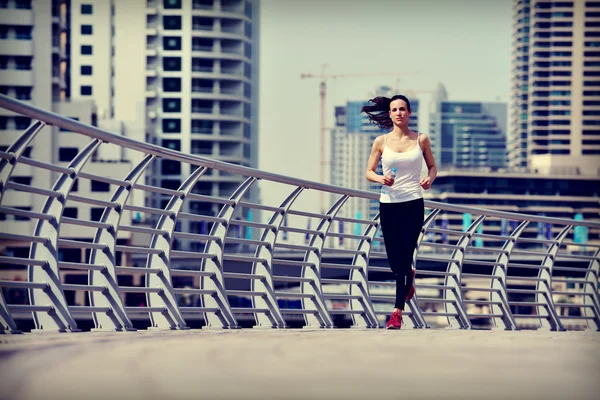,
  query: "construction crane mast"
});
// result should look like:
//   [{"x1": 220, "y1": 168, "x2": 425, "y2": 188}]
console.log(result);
[{"x1": 300, "y1": 65, "x2": 418, "y2": 213}]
